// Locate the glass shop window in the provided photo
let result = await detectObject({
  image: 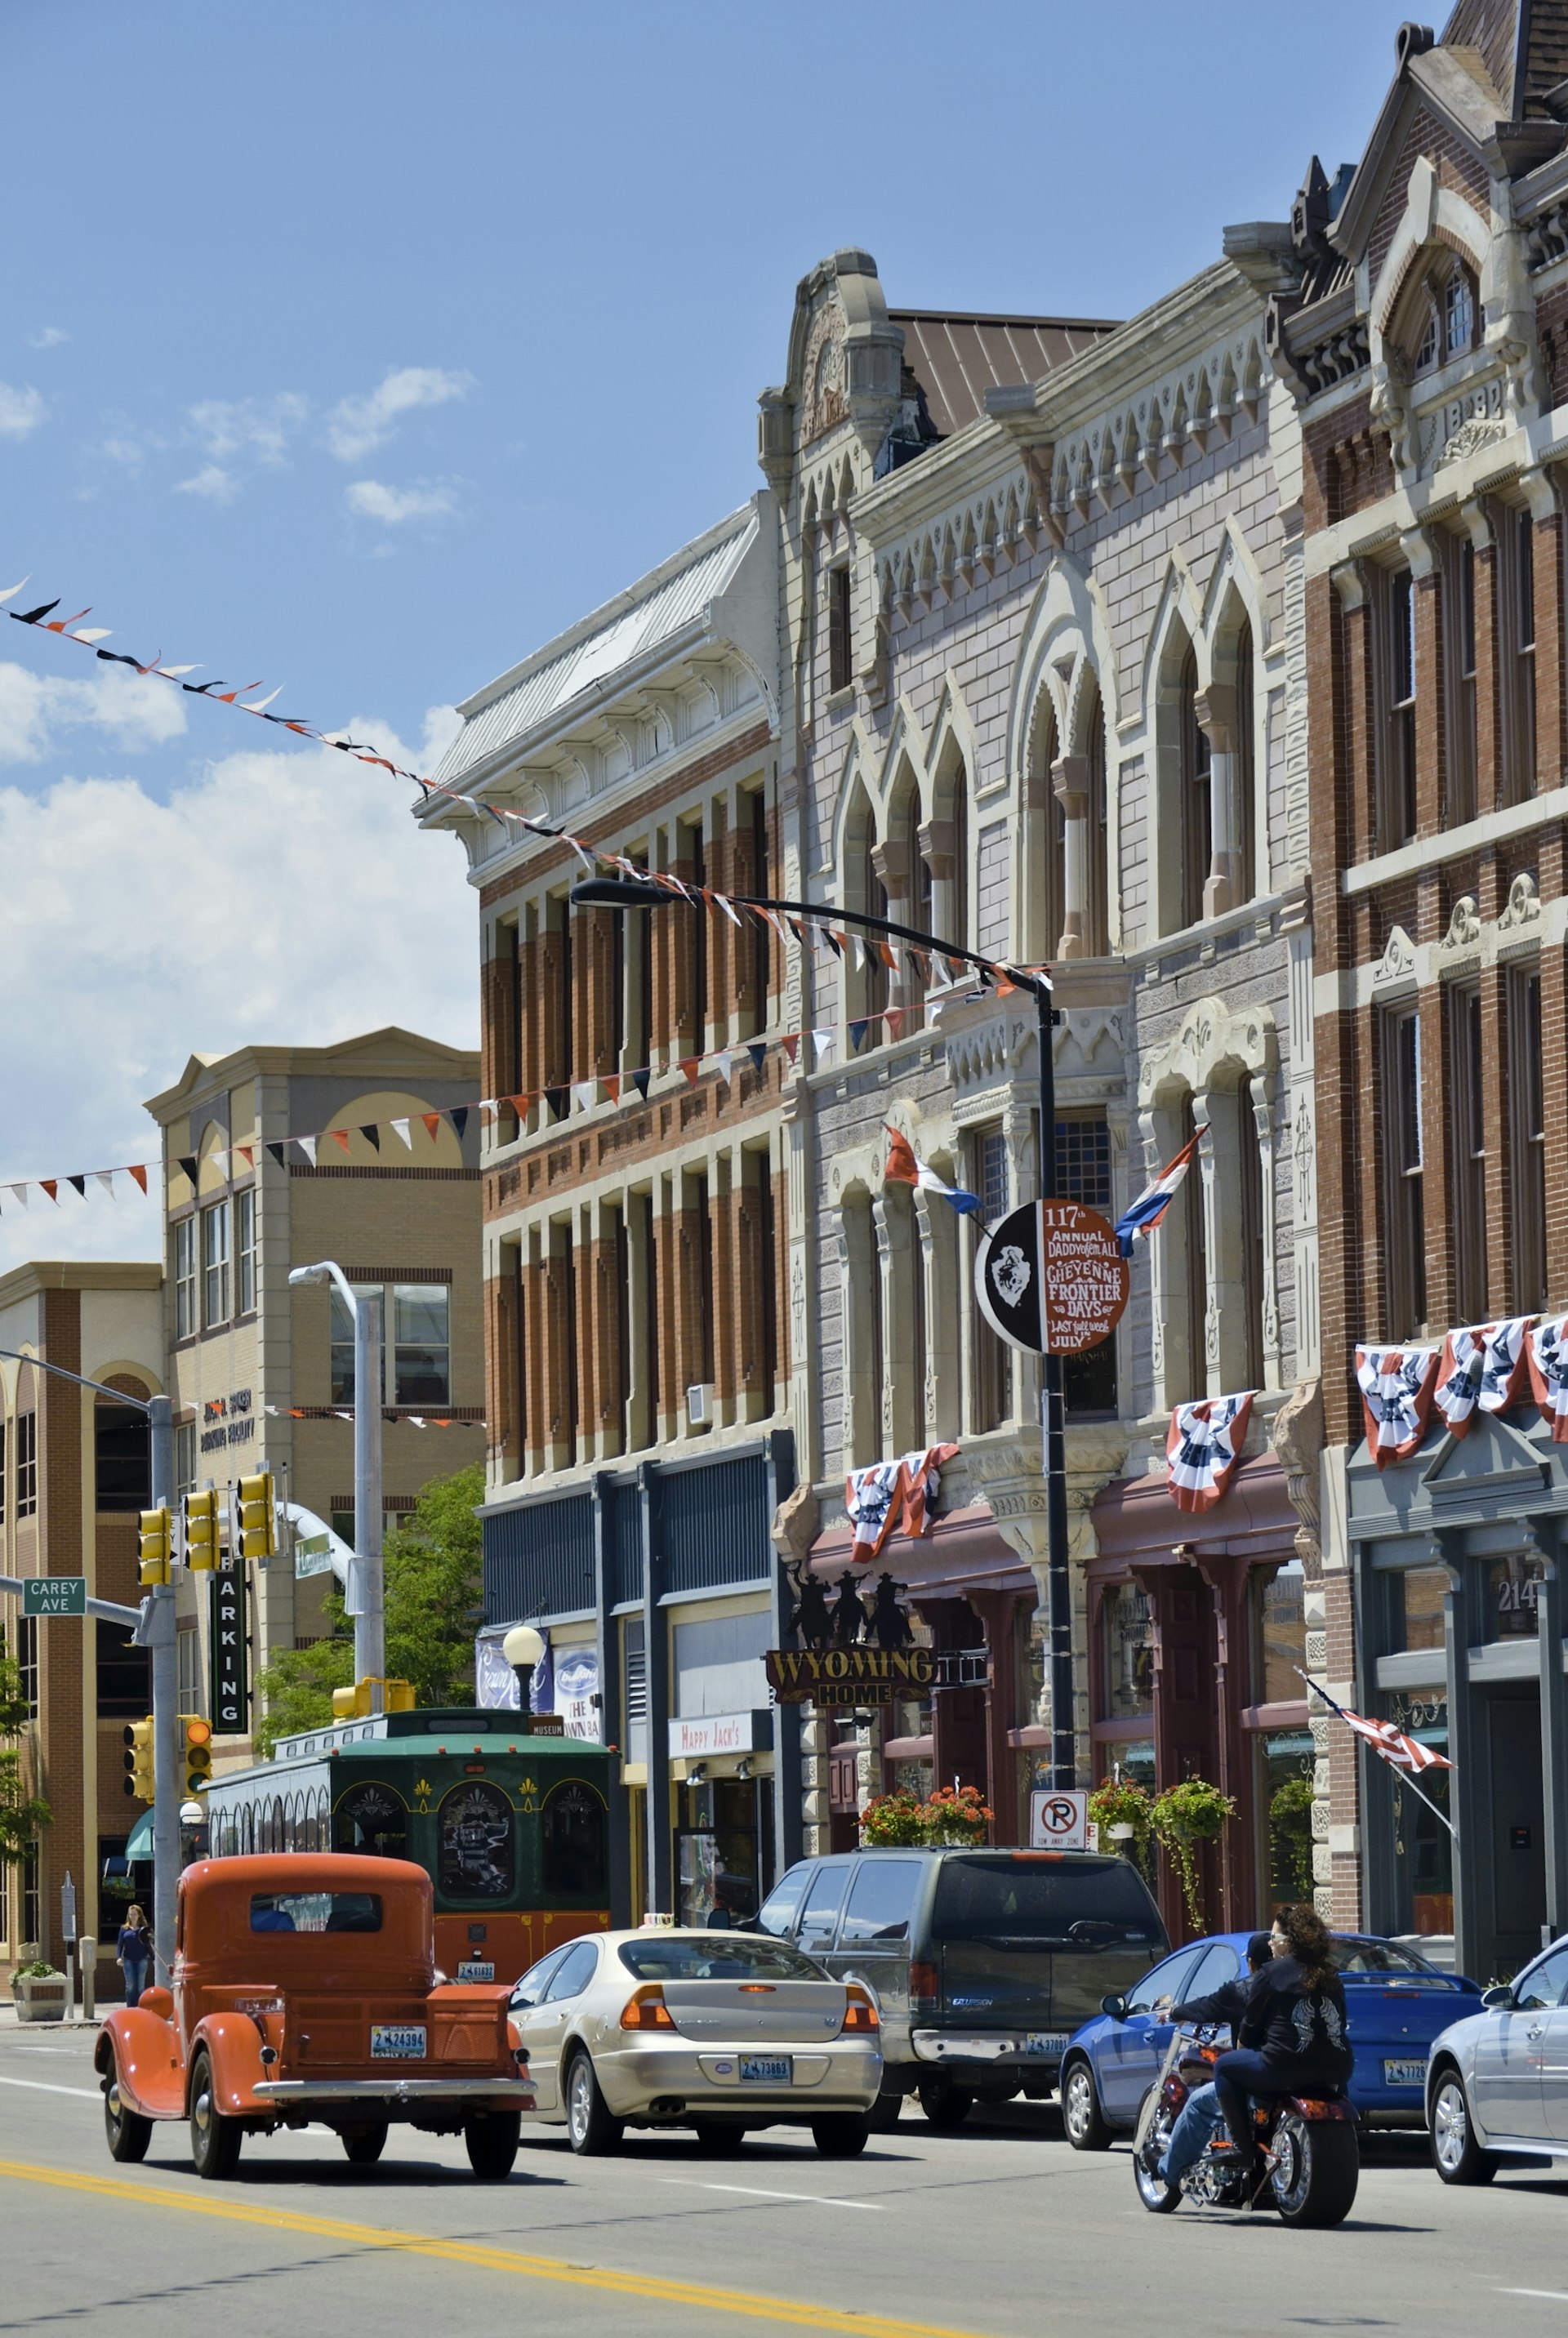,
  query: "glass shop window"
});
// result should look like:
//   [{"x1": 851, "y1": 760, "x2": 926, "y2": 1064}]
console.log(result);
[
  {"x1": 1100, "y1": 1581, "x2": 1154, "y2": 1720},
  {"x1": 1390, "y1": 1565, "x2": 1449, "y2": 1653},
  {"x1": 1254, "y1": 1561, "x2": 1306, "y2": 1704}
]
